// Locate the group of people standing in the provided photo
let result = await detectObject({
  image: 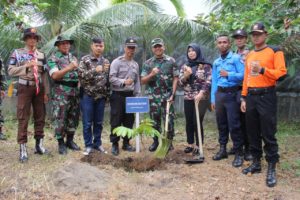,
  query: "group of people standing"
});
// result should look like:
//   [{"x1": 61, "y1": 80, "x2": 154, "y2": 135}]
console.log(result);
[{"x1": 1, "y1": 21, "x2": 286, "y2": 188}]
